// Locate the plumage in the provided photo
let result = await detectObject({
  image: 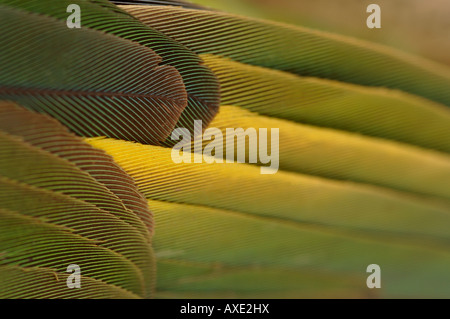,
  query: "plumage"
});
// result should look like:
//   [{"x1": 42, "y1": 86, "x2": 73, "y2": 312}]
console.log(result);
[
  {"x1": 200, "y1": 105, "x2": 450, "y2": 201},
  {"x1": 200, "y1": 54, "x2": 450, "y2": 153},
  {"x1": 0, "y1": 104, "x2": 155, "y2": 298},
  {"x1": 0, "y1": 4, "x2": 187, "y2": 144},
  {"x1": 1, "y1": 0, "x2": 221, "y2": 139},
  {"x1": 86, "y1": 137, "x2": 450, "y2": 248},
  {"x1": 150, "y1": 199, "x2": 450, "y2": 298},
  {"x1": 1, "y1": 0, "x2": 449, "y2": 299},
  {"x1": 120, "y1": 4, "x2": 450, "y2": 107}
]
